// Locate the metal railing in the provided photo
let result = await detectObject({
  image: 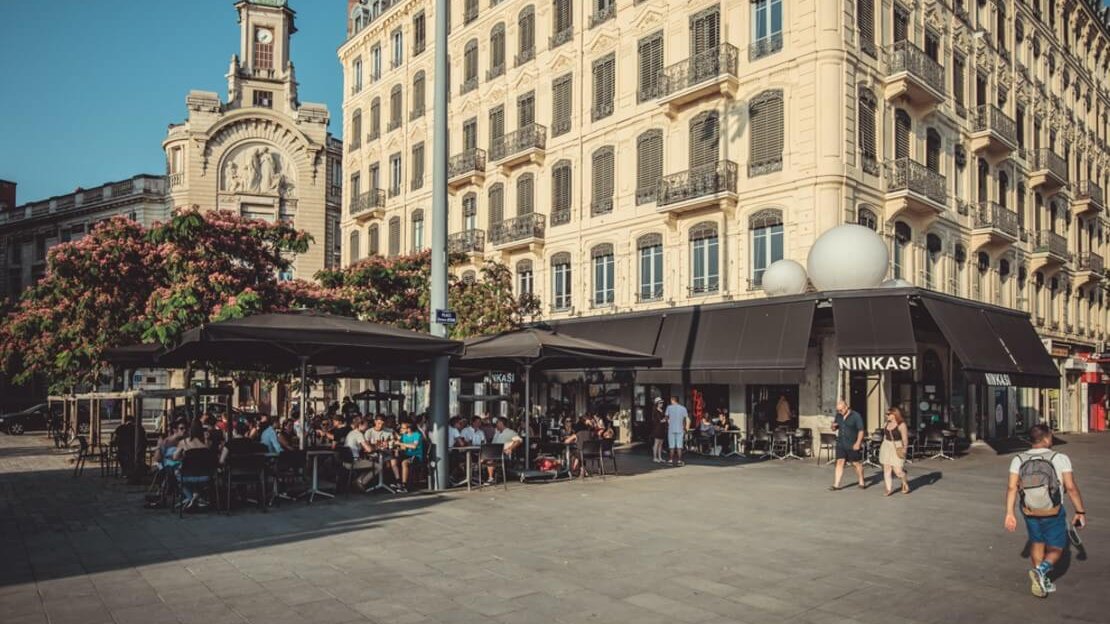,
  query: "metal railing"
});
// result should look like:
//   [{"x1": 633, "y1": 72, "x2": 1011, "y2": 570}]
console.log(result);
[
  {"x1": 886, "y1": 158, "x2": 946, "y2": 206},
  {"x1": 590, "y1": 197, "x2": 613, "y2": 216},
  {"x1": 410, "y1": 107, "x2": 425, "y2": 121},
  {"x1": 515, "y1": 48, "x2": 534, "y2": 66},
  {"x1": 749, "y1": 32, "x2": 783, "y2": 61},
  {"x1": 973, "y1": 104, "x2": 1017, "y2": 147},
  {"x1": 589, "y1": 5, "x2": 615, "y2": 29},
  {"x1": 447, "y1": 148, "x2": 486, "y2": 179},
  {"x1": 1077, "y1": 181, "x2": 1104, "y2": 207},
  {"x1": 661, "y1": 44, "x2": 739, "y2": 97},
  {"x1": 636, "y1": 287, "x2": 663, "y2": 303},
  {"x1": 973, "y1": 201, "x2": 1018, "y2": 237},
  {"x1": 1079, "y1": 251, "x2": 1104, "y2": 273},
  {"x1": 490, "y1": 124, "x2": 546, "y2": 162},
  {"x1": 688, "y1": 281, "x2": 720, "y2": 296},
  {"x1": 486, "y1": 63, "x2": 505, "y2": 81},
  {"x1": 657, "y1": 161, "x2": 738, "y2": 207},
  {"x1": 887, "y1": 40, "x2": 945, "y2": 97},
  {"x1": 549, "y1": 28, "x2": 574, "y2": 50},
  {"x1": 447, "y1": 229, "x2": 486, "y2": 254},
  {"x1": 327, "y1": 184, "x2": 341, "y2": 201},
  {"x1": 551, "y1": 207, "x2": 571, "y2": 225},
  {"x1": 349, "y1": 189, "x2": 386, "y2": 217},
  {"x1": 112, "y1": 180, "x2": 134, "y2": 196},
  {"x1": 592, "y1": 101, "x2": 614, "y2": 121},
  {"x1": 1033, "y1": 230, "x2": 1068, "y2": 257},
  {"x1": 460, "y1": 76, "x2": 479, "y2": 95},
  {"x1": 490, "y1": 212, "x2": 546, "y2": 246},
  {"x1": 387, "y1": 118, "x2": 402, "y2": 132},
  {"x1": 1032, "y1": 148, "x2": 1067, "y2": 181}
]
